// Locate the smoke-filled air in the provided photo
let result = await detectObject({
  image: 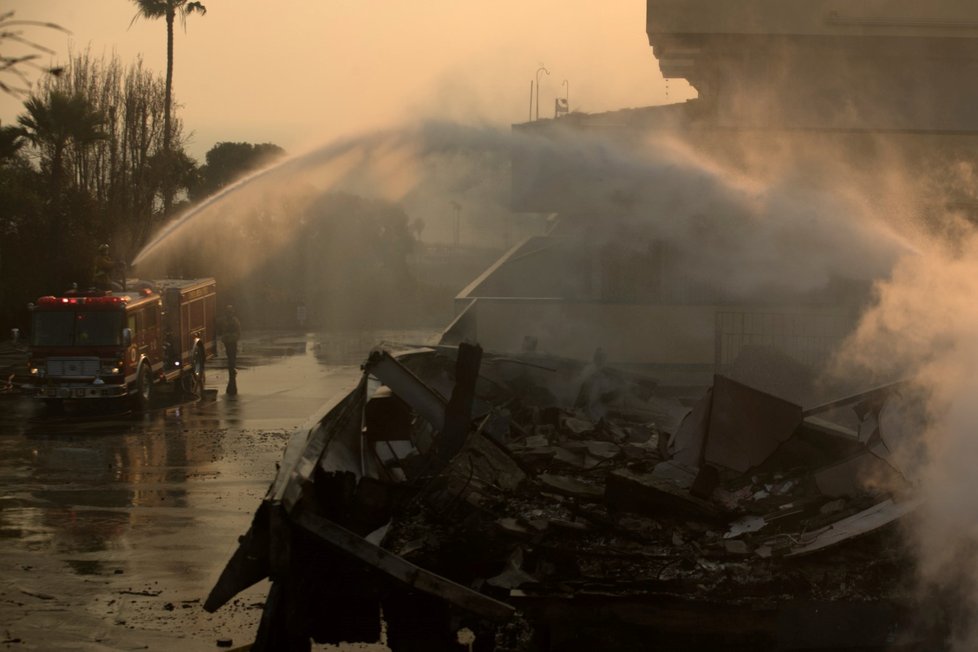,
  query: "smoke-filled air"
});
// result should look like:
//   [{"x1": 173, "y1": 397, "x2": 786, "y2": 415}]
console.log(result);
[
  {"x1": 131, "y1": 122, "x2": 528, "y2": 329},
  {"x1": 133, "y1": 120, "x2": 923, "y2": 327},
  {"x1": 836, "y1": 216, "x2": 978, "y2": 648},
  {"x1": 132, "y1": 101, "x2": 978, "y2": 645},
  {"x1": 13, "y1": 2, "x2": 978, "y2": 649}
]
